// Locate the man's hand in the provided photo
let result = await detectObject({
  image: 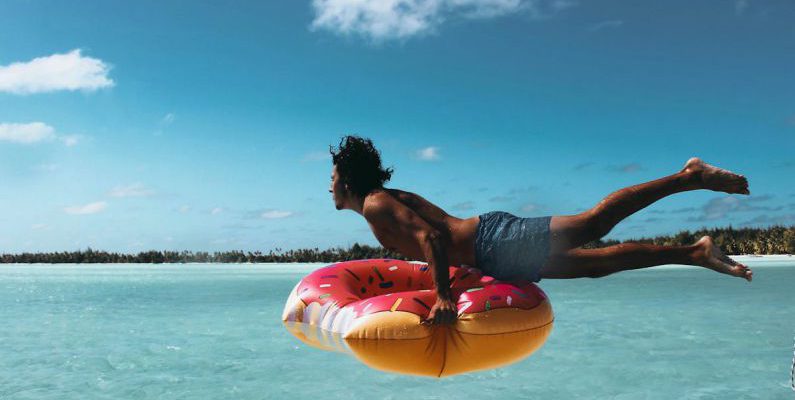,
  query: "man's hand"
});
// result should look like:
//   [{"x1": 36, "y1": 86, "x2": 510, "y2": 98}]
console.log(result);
[{"x1": 421, "y1": 297, "x2": 458, "y2": 326}]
